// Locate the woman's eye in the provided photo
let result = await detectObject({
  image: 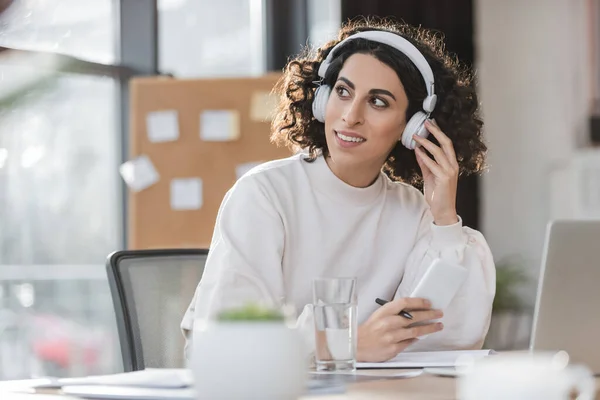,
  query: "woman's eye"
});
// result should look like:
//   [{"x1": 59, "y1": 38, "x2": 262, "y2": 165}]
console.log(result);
[
  {"x1": 335, "y1": 86, "x2": 350, "y2": 97},
  {"x1": 371, "y1": 97, "x2": 388, "y2": 108}
]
